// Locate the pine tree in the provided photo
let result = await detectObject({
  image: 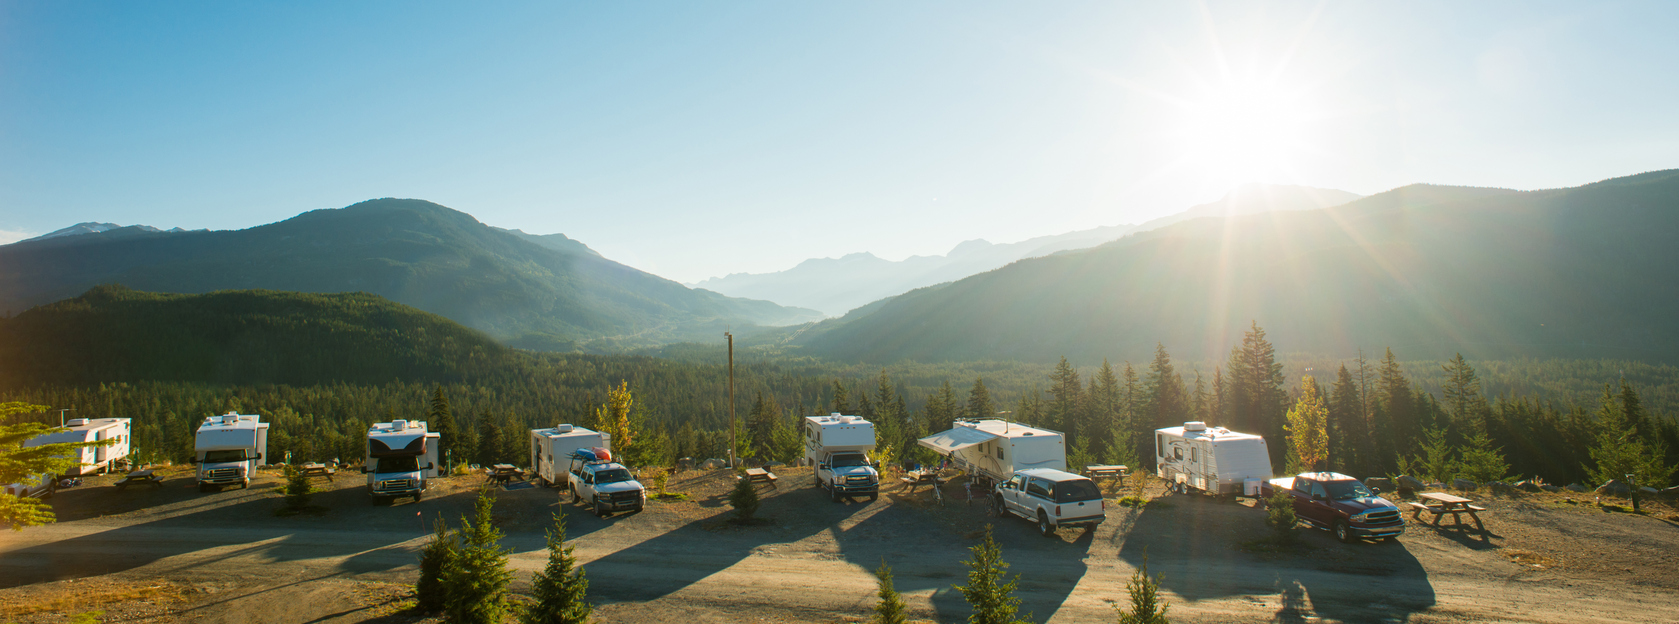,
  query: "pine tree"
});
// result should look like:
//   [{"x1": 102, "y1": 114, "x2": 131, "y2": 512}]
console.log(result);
[
  {"x1": 1115, "y1": 552, "x2": 1170, "y2": 624},
  {"x1": 729, "y1": 473, "x2": 761, "y2": 522},
  {"x1": 522, "y1": 511, "x2": 592, "y2": 624},
  {"x1": 1377, "y1": 349, "x2": 1416, "y2": 460},
  {"x1": 477, "y1": 413, "x2": 504, "y2": 467},
  {"x1": 1284, "y1": 376, "x2": 1329, "y2": 473},
  {"x1": 1048, "y1": 357, "x2": 1084, "y2": 440},
  {"x1": 1587, "y1": 383, "x2": 1673, "y2": 488},
  {"x1": 415, "y1": 514, "x2": 457, "y2": 613},
  {"x1": 1327, "y1": 366, "x2": 1369, "y2": 475},
  {"x1": 1441, "y1": 354, "x2": 1489, "y2": 431},
  {"x1": 954, "y1": 525, "x2": 1032, "y2": 624},
  {"x1": 871, "y1": 559, "x2": 909, "y2": 624},
  {"x1": 428, "y1": 387, "x2": 459, "y2": 468},
  {"x1": 282, "y1": 464, "x2": 314, "y2": 509},
  {"x1": 928, "y1": 381, "x2": 959, "y2": 434},
  {"x1": 1407, "y1": 426, "x2": 1457, "y2": 485},
  {"x1": 746, "y1": 391, "x2": 780, "y2": 461},
  {"x1": 1143, "y1": 344, "x2": 1187, "y2": 431},
  {"x1": 1189, "y1": 369, "x2": 1208, "y2": 424},
  {"x1": 832, "y1": 380, "x2": 852, "y2": 415},
  {"x1": 1226, "y1": 323, "x2": 1286, "y2": 455},
  {"x1": 1264, "y1": 487, "x2": 1297, "y2": 541},
  {"x1": 967, "y1": 378, "x2": 995, "y2": 421},
  {"x1": 1, "y1": 402, "x2": 114, "y2": 529},
  {"x1": 1457, "y1": 429, "x2": 1512, "y2": 484},
  {"x1": 444, "y1": 489, "x2": 514, "y2": 624}
]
